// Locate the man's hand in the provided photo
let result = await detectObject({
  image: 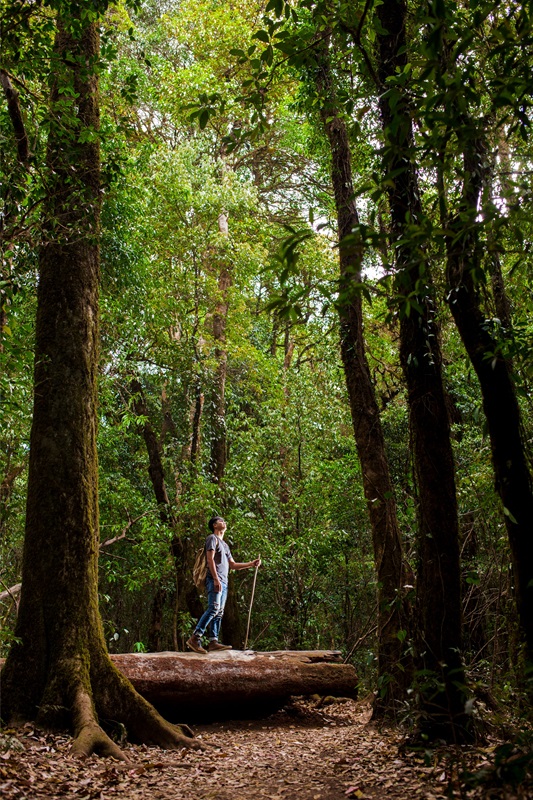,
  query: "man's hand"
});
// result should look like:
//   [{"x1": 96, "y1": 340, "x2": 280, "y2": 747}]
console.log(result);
[
  {"x1": 251, "y1": 558, "x2": 261, "y2": 568},
  {"x1": 214, "y1": 578, "x2": 222, "y2": 592}
]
